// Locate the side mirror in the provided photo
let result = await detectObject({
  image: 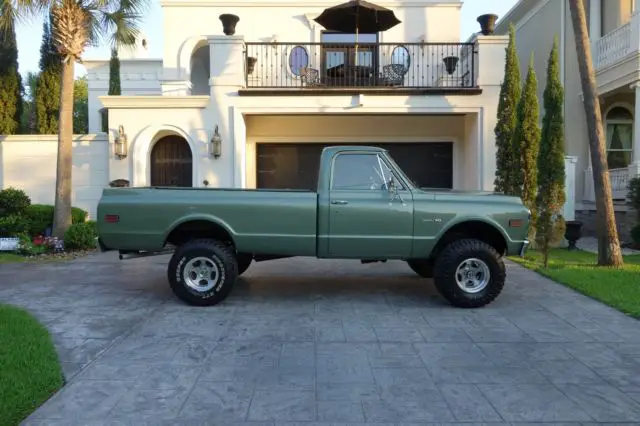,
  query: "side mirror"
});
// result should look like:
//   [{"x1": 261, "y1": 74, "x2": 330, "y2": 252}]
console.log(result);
[{"x1": 387, "y1": 175, "x2": 397, "y2": 193}]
